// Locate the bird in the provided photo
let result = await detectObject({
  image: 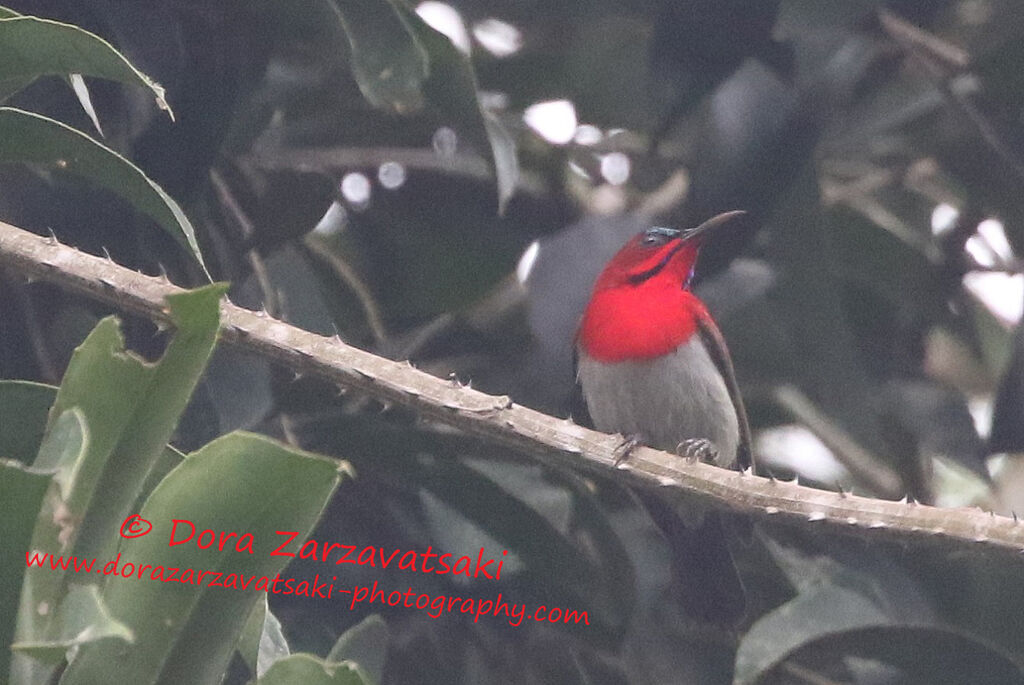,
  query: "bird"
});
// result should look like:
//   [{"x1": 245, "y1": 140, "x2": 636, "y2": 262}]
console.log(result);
[{"x1": 573, "y1": 210, "x2": 752, "y2": 622}]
